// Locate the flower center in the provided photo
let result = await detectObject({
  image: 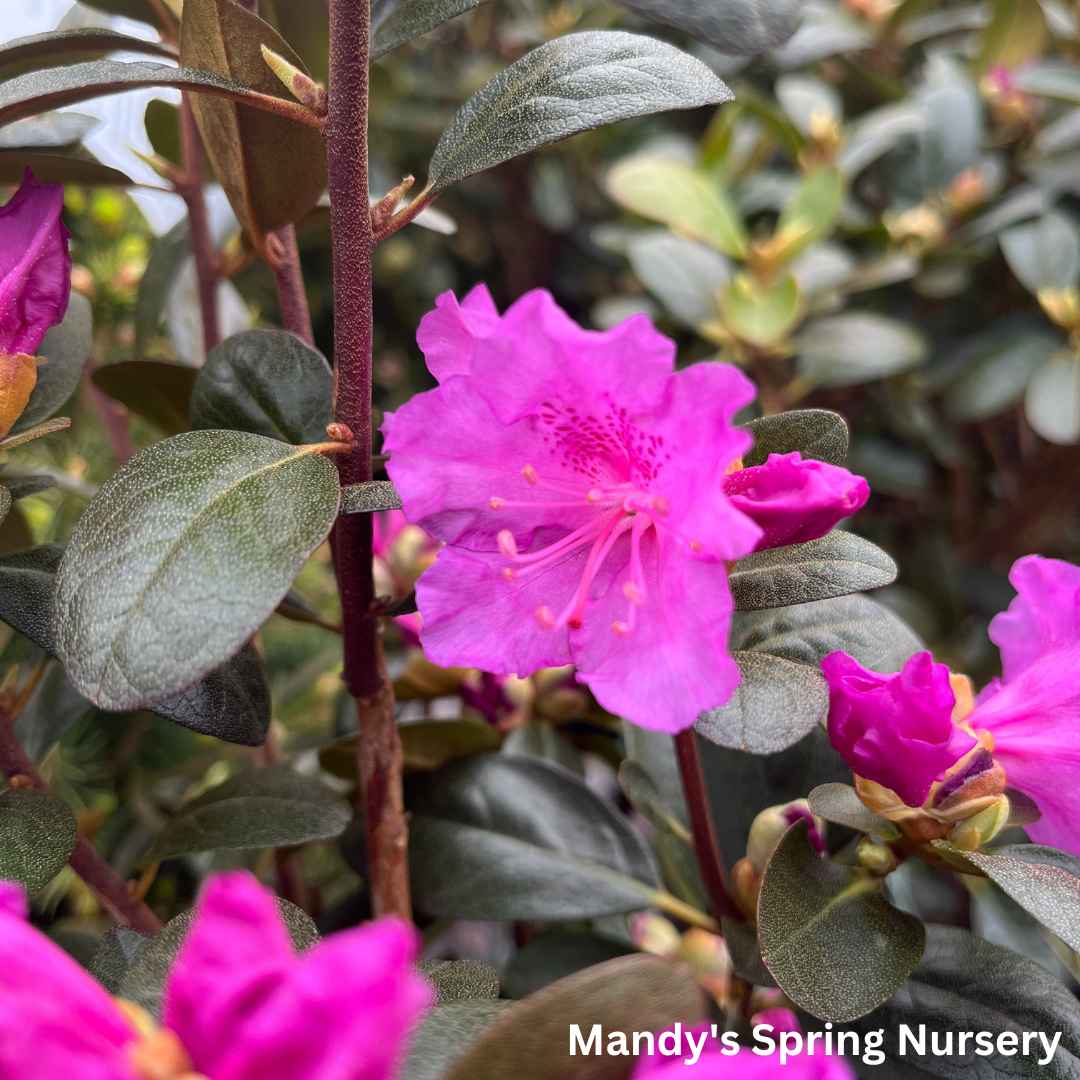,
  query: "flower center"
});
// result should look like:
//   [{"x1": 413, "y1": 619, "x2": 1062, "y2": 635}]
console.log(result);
[{"x1": 490, "y1": 464, "x2": 696, "y2": 637}]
